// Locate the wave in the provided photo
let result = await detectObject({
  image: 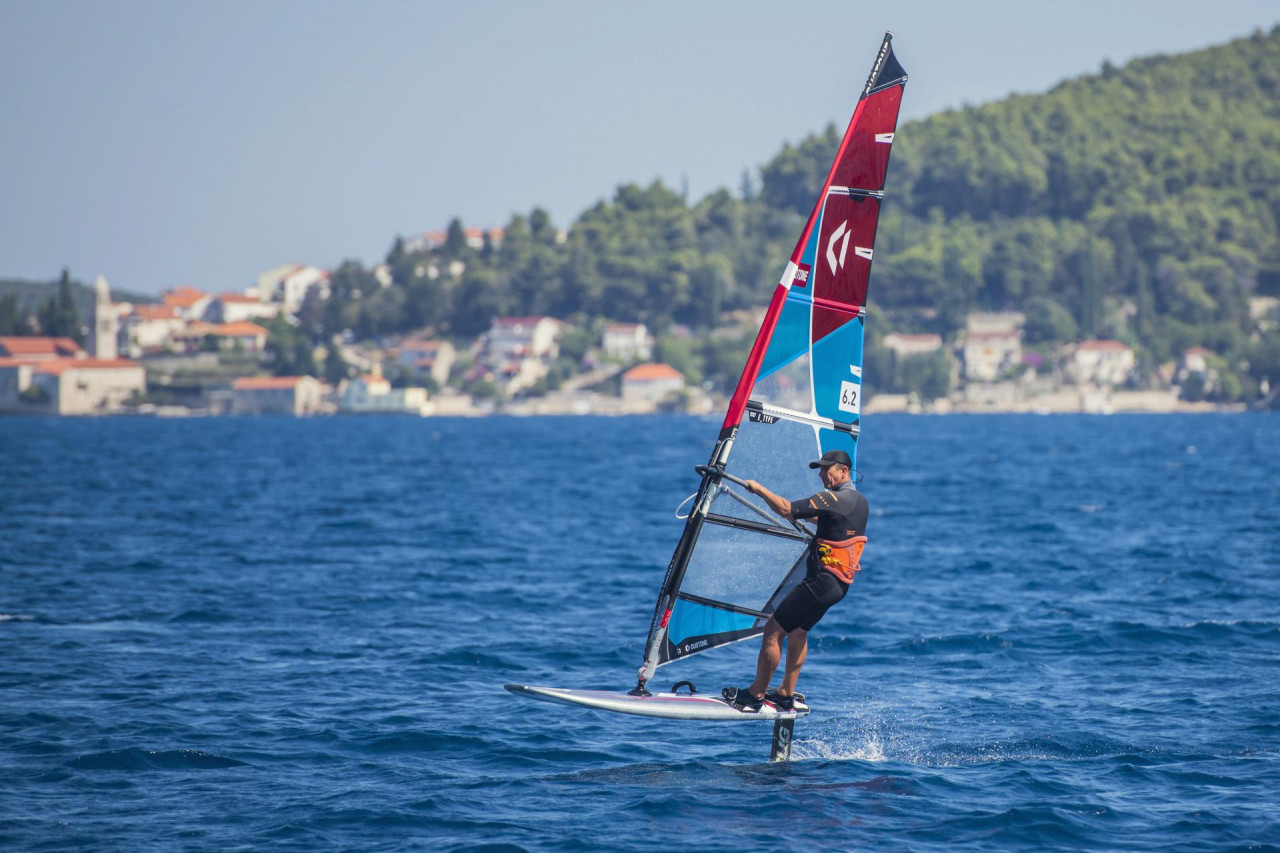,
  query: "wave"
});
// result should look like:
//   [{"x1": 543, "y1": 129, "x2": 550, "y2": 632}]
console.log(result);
[{"x1": 66, "y1": 748, "x2": 248, "y2": 771}]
